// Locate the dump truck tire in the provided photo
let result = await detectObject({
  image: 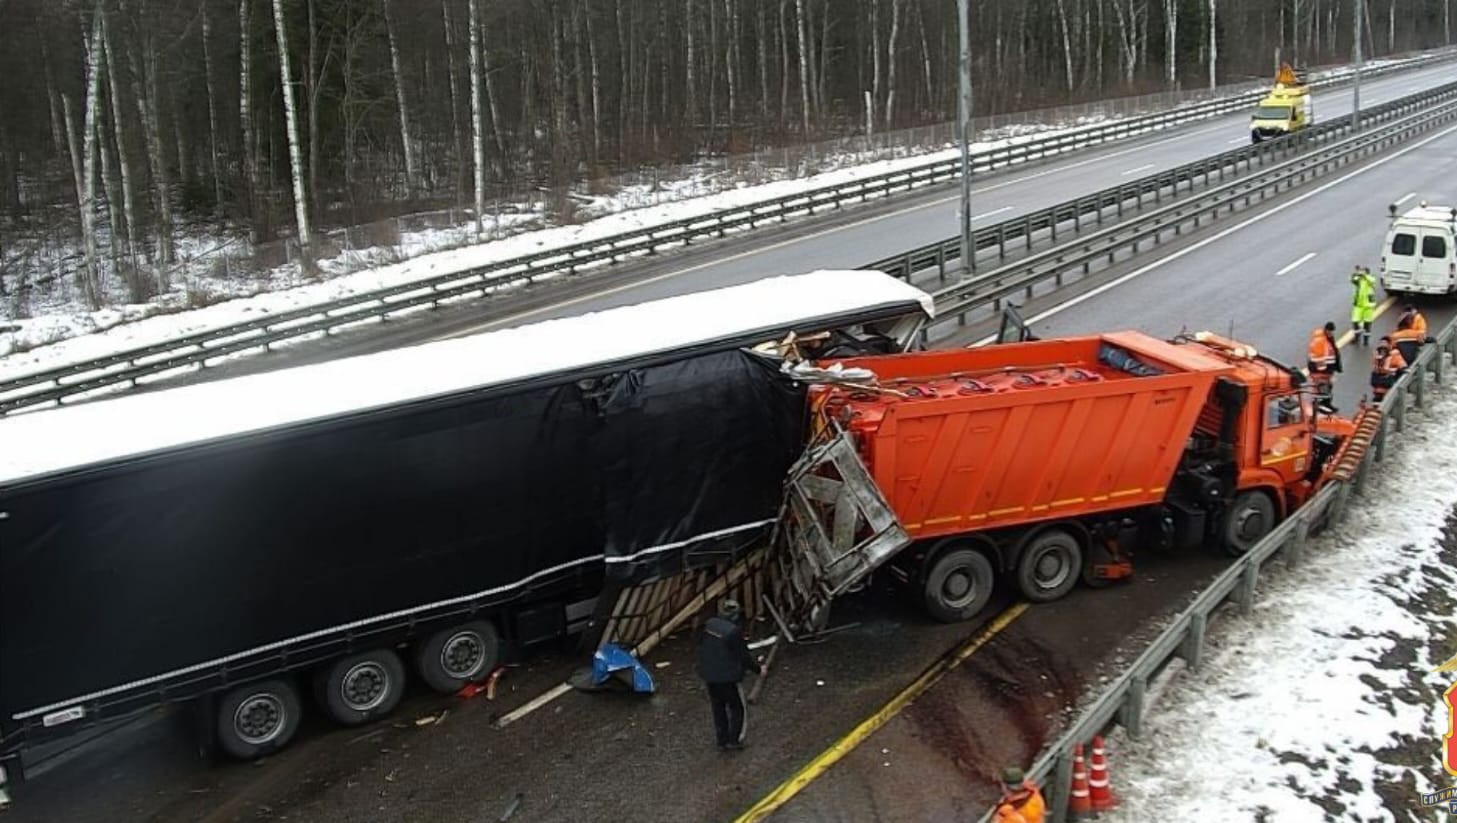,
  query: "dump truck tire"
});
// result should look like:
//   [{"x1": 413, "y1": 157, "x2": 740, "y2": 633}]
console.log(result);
[
  {"x1": 315, "y1": 649, "x2": 407, "y2": 726},
  {"x1": 922, "y1": 547, "x2": 995, "y2": 622},
  {"x1": 415, "y1": 620, "x2": 500, "y2": 694},
  {"x1": 1223, "y1": 490, "x2": 1276, "y2": 556},
  {"x1": 216, "y1": 678, "x2": 302, "y2": 760},
  {"x1": 1016, "y1": 528, "x2": 1083, "y2": 603}
]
